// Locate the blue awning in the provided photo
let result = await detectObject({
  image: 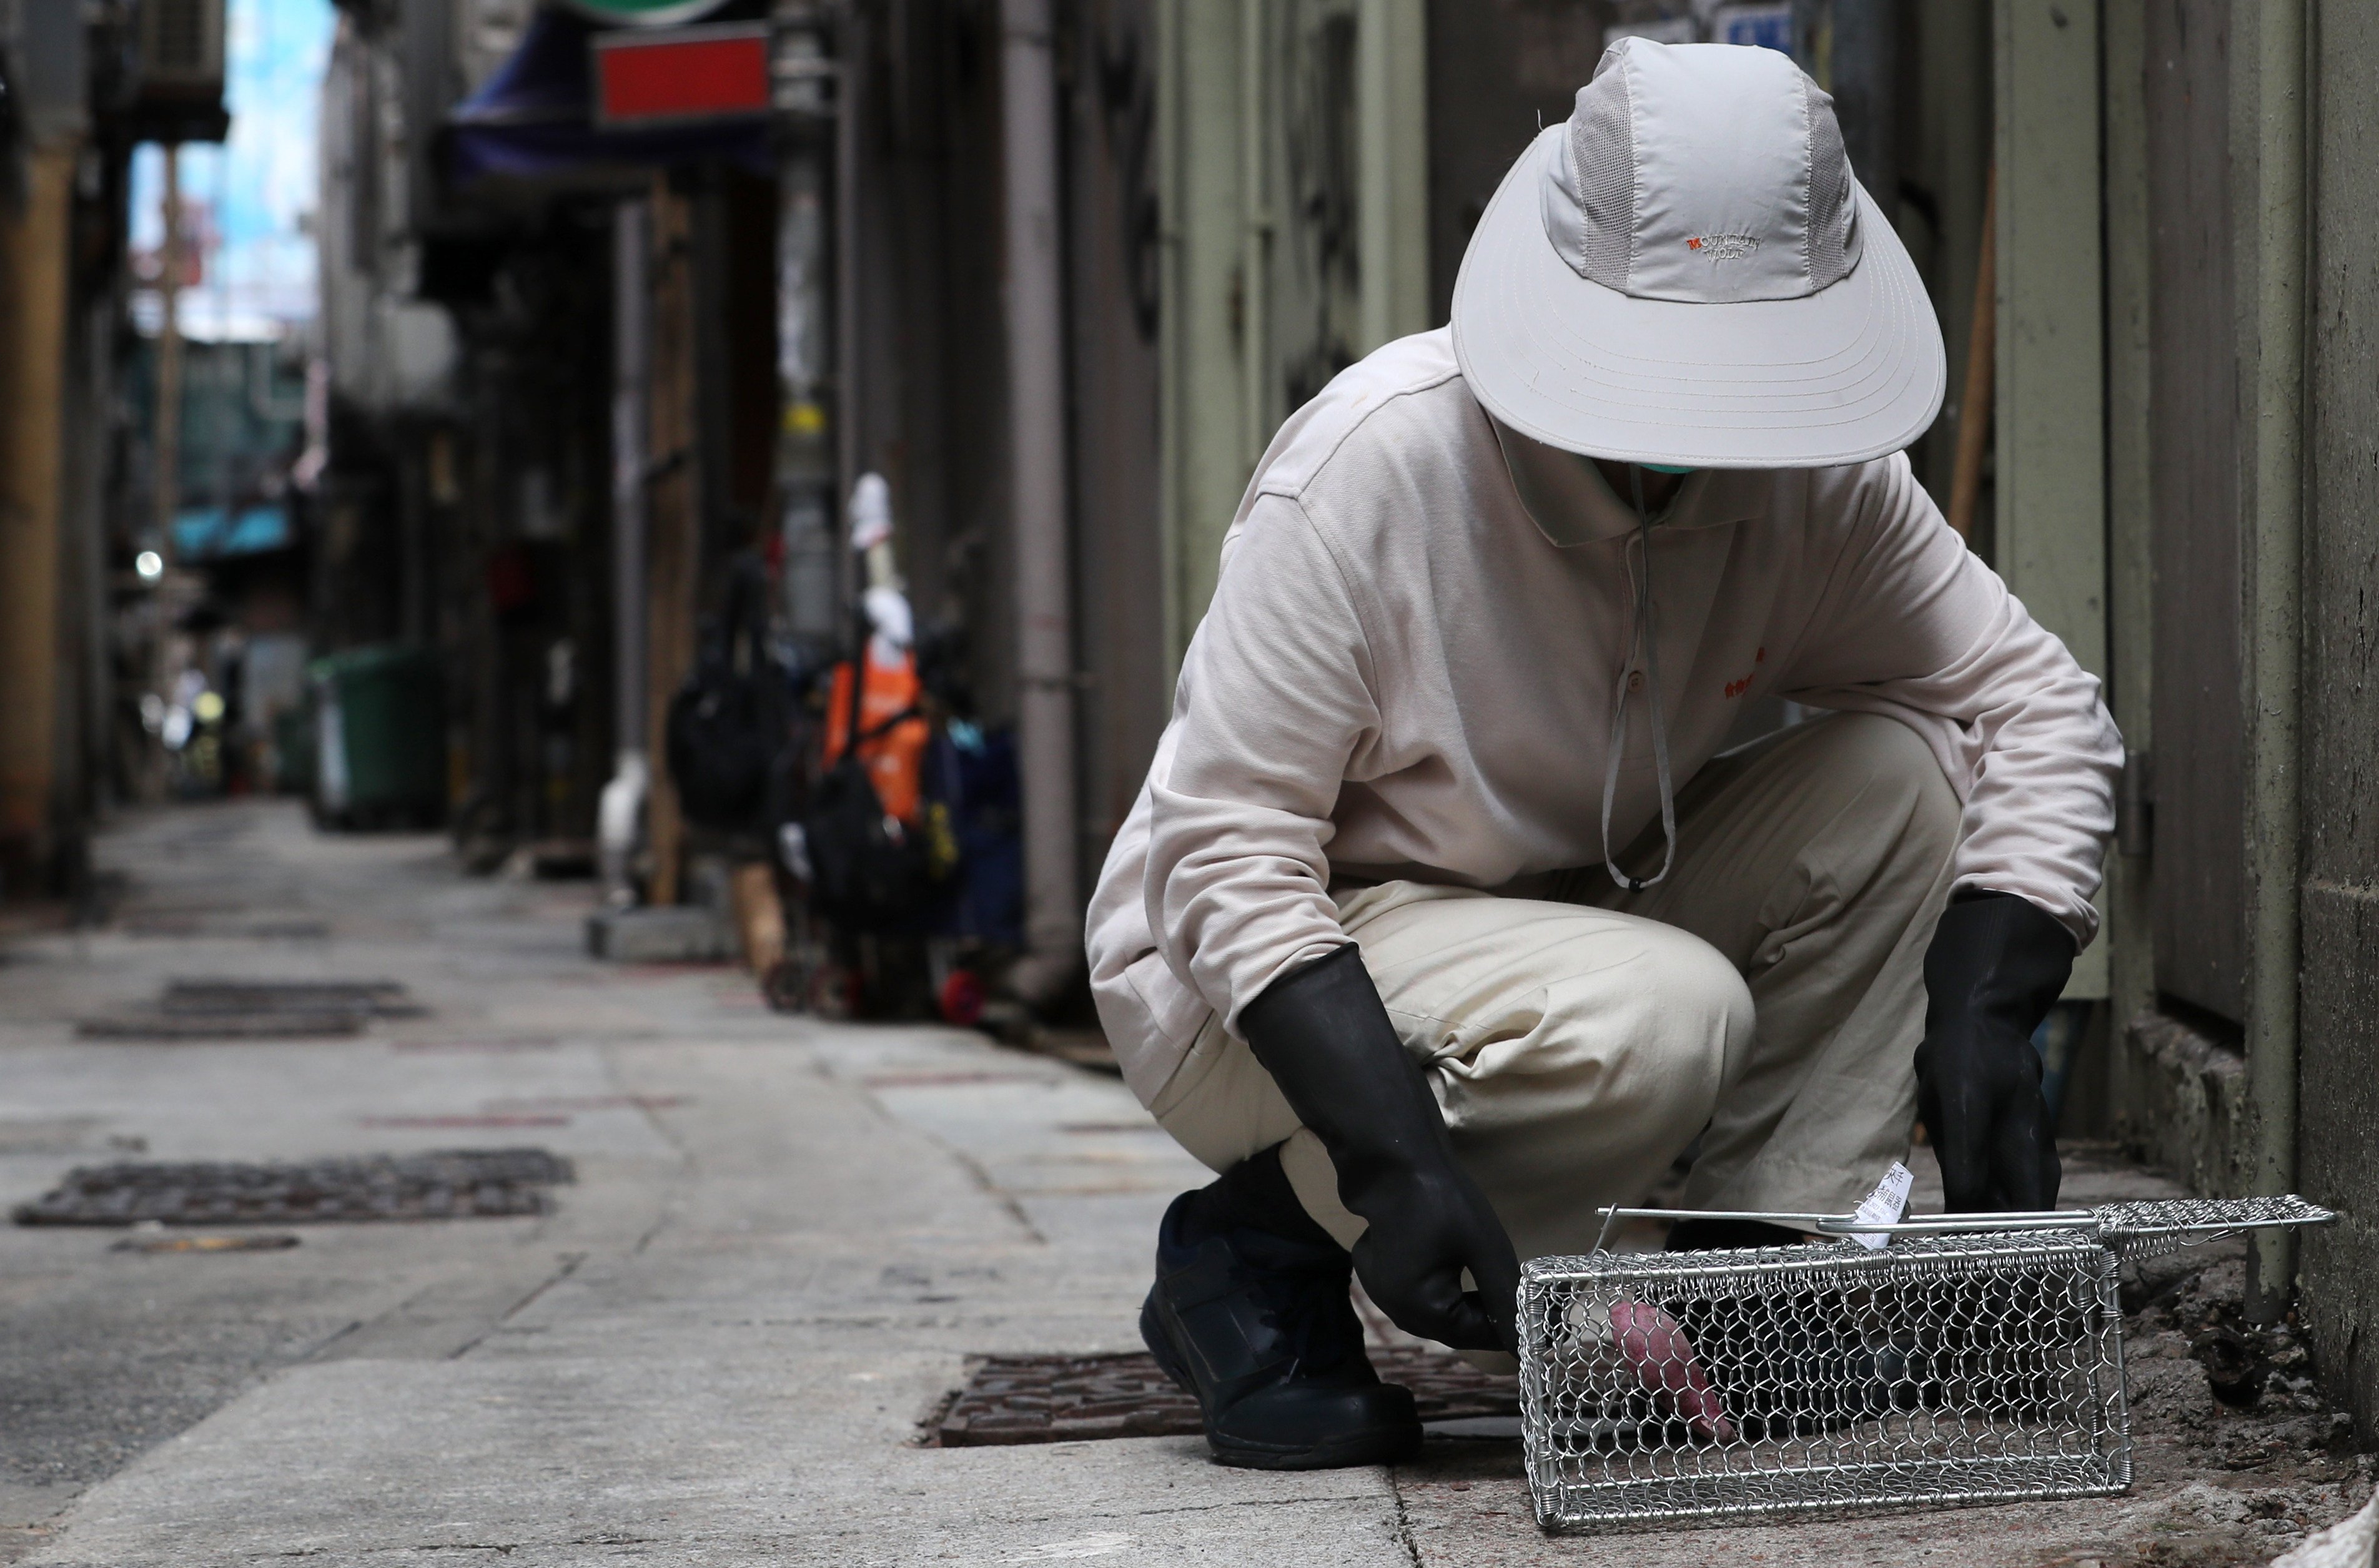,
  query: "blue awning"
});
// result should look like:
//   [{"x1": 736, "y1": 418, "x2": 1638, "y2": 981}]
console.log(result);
[
  {"x1": 175, "y1": 503, "x2": 294, "y2": 562},
  {"x1": 443, "y1": 9, "x2": 771, "y2": 190}
]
